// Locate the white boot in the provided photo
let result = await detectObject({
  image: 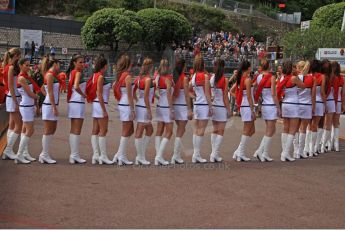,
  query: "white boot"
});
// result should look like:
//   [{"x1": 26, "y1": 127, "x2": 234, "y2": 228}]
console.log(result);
[
  {"x1": 155, "y1": 137, "x2": 169, "y2": 165},
  {"x1": 334, "y1": 128, "x2": 340, "y2": 152},
  {"x1": 281, "y1": 134, "x2": 295, "y2": 162},
  {"x1": 2, "y1": 132, "x2": 19, "y2": 160},
  {"x1": 262, "y1": 136, "x2": 273, "y2": 162},
  {"x1": 320, "y1": 130, "x2": 331, "y2": 154},
  {"x1": 142, "y1": 135, "x2": 151, "y2": 164},
  {"x1": 233, "y1": 135, "x2": 251, "y2": 162},
  {"x1": 210, "y1": 134, "x2": 223, "y2": 162},
  {"x1": 91, "y1": 135, "x2": 100, "y2": 164},
  {"x1": 39, "y1": 135, "x2": 57, "y2": 164},
  {"x1": 98, "y1": 136, "x2": 113, "y2": 165},
  {"x1": 303, "y1": 130, "x2": 311, "y2": 156},
  {"x1": 293, "y1": 133, "x2": 299, "y2": 158},
  {"x1": 298, "y1": 133, "x2": 308, "y2": 159},
  {"x1": 171, "y1": 137, "x2": 184, "y2": 164},
  {"x1": 135, "y1": 138, "x2": 150, "y2": 165},
  {"x1": 315, "y1": 128, "x2": 323, "y2": 153},
  {"x1": 155, "y1": 136, "x2": 161, "y2": 156},
  {"x1": 21, "y1": 133, "x2": 36, "y2": 162},
  {"x1": 15, "y1": 134, "x2": 31, "y2": 164},
  {"x1": 254, "y1": 136, "x2": 266, "y2": 162},
  {"x1": 69, "y1": 134, "x2": 86, "y2": 164},
  {"x1": 309, "y1": 132, "x2": 318, "y2": 157},
  {"x1": 116, "y1": 136, "x2": 133, "y2": 166},
  {"x1": 328, "y1": 126, "x2": 335, "y2": 151},
  {"x1": 192, "y1": 135, "x2": 207, "y2": 163},
  {"x1": 281, "y1": 133, "x2": 287, "y2": 152}
]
